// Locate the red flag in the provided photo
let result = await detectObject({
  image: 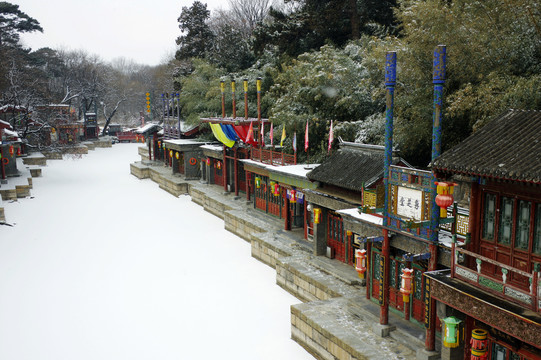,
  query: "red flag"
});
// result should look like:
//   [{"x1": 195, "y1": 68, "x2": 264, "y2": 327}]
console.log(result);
[
  {"x1": 304, "y1": 120, "x2": 309, "y2": 152},
  {"x1": 328, "y1": 120, "x2": 334, "y2": 153},
  {"x1": 246, "y1": 121, "x2": 254, "y2": 144},
  {"x1": 270, "y1": 122, "x2": 274, "y2": 146}
]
